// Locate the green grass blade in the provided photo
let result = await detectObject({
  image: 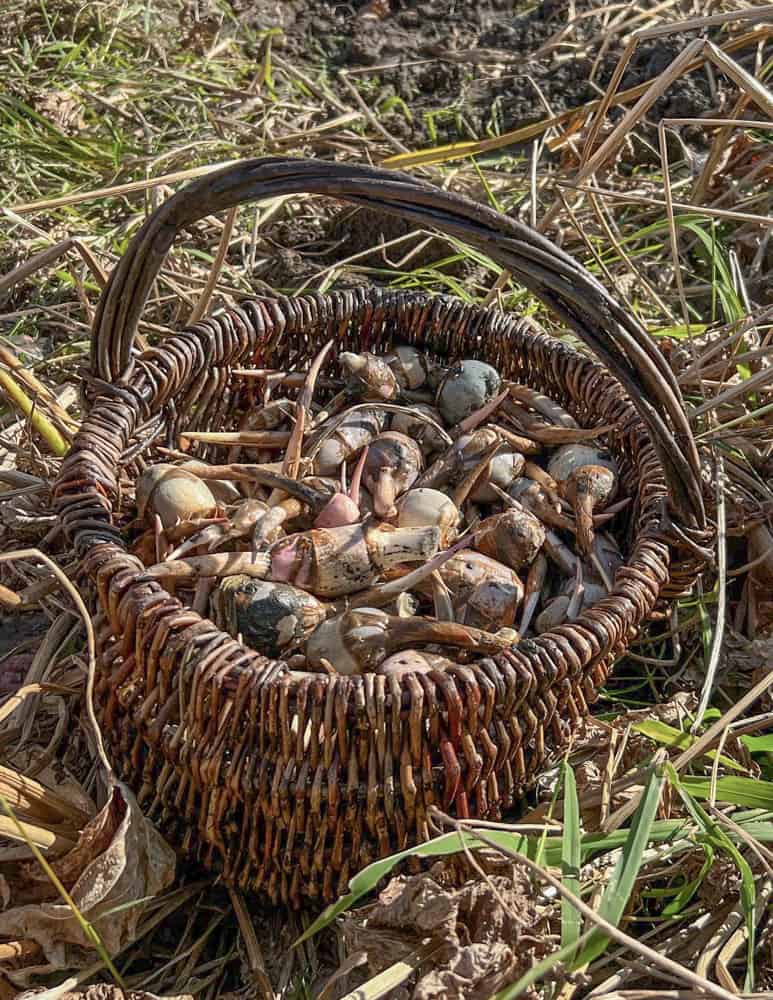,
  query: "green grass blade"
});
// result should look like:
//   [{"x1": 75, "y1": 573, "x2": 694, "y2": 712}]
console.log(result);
[
  {"x1": 733, "y1": 820, "x2": 773, "y2": 842},
  {"x1": 668, "y1": 767, "x2": 757, "y2": 991},
  {"x1": 650, "y1": 323, "x2": 709, "y2": 340},
  {"x1": 680, "y1": 220, "x2": 744, "y2": 323},
  {"x1": 662, "y1": 843, "x2": 715, "y2": 917},
  {"x1": 680, "y1": 775, "x2": 773, "y2": 810},
  {"x1": 578, "y1": 819, "x2": 690, "y2": 858},
  {"x1": 535, "y1": 767, "x2": 563, "y2": 868},
  {"x1": 561, "y1": 762, "x2": 582, "y2": 955},
  {"x1": 633, "y1": 720, "x2": 745, "y2": 772},
  {"x1": 572, "y1": 764, "x2": 665, "y2": 968},
  {"x1": 742, "y1": 734, "x2": 773, "y2": 752},
  {"x1": 470, "y1": 157, "x2": 502, "y2": 212}
]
